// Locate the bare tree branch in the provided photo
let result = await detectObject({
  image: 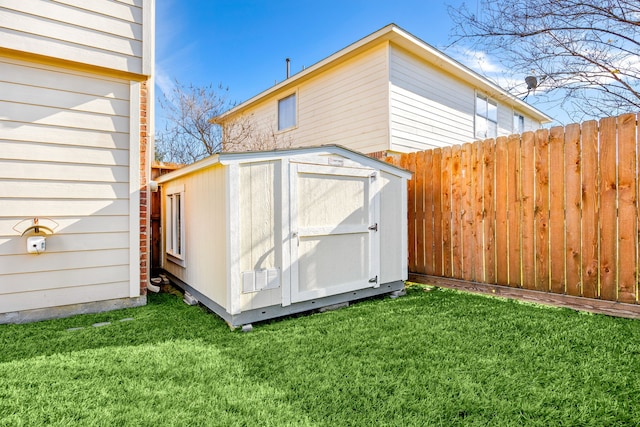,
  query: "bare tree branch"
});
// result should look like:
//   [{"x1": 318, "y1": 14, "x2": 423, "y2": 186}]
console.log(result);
[
  {"x1": 156, "y1": 80, "x2": 291, "y2": 164},
  {"x1": 448, "y1": 0, "x2": 640, "y2": 121}
]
